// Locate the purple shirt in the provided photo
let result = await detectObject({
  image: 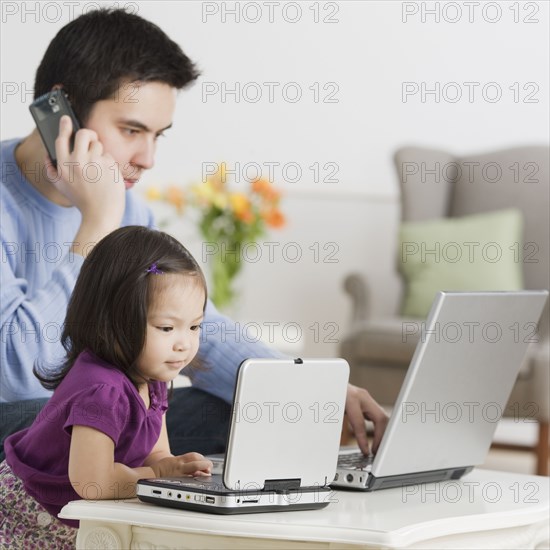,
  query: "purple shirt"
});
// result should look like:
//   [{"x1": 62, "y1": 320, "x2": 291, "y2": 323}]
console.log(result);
[{"x1": 5, "y1": 350, "x2": 168, "y2": 526}]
